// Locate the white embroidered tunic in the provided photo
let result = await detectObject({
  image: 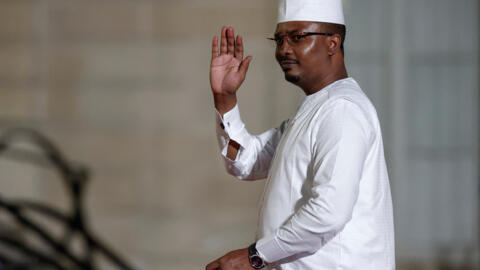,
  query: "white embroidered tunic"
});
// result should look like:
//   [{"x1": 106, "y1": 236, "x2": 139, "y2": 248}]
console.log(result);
[{"x1": 215, "y1": 78, "x2": 395, "y2": 269}]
